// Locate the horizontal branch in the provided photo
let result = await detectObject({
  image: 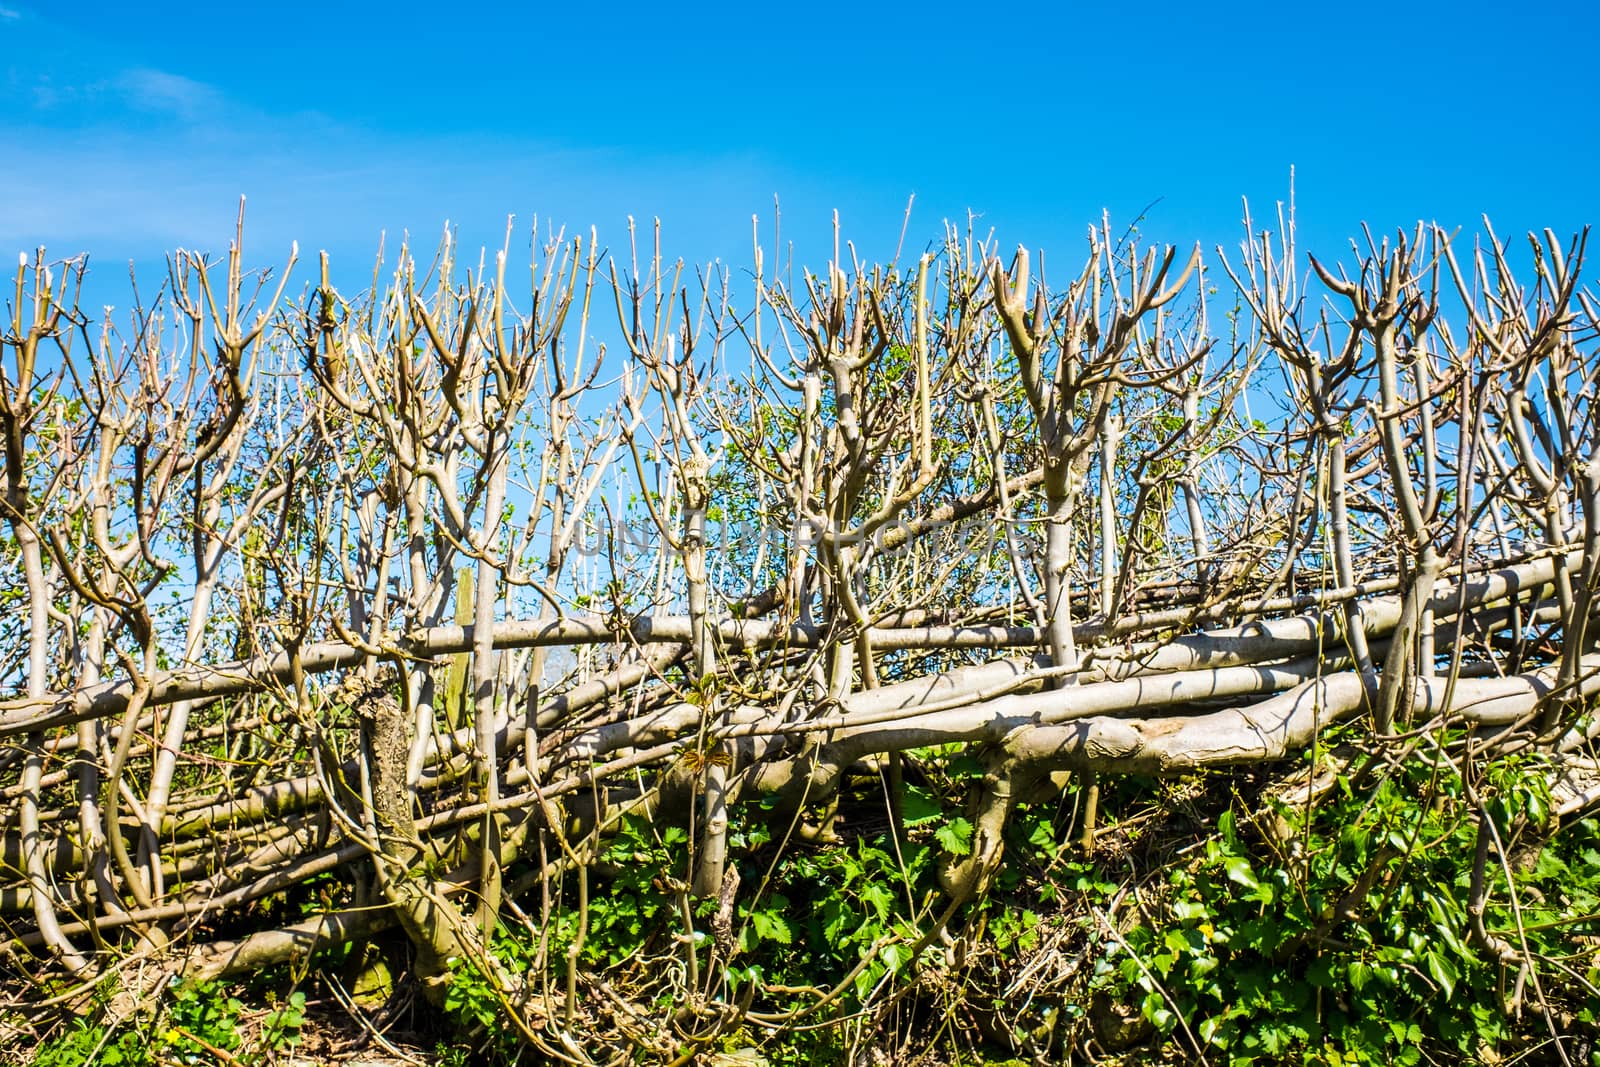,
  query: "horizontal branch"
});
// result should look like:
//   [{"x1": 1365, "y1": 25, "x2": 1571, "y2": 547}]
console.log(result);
[
  {"x1": 1007, "y1": 655, "x2": 1600, "y2": 774},
  {"x1": 3, "y1": 550, "x2": 1573, "y2": 739}
]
